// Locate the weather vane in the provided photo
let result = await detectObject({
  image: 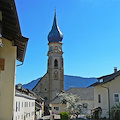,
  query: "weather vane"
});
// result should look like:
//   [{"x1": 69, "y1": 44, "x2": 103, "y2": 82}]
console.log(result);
[{"x1": 55, "y1": 7, "x2": 56, "y2": 13}]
